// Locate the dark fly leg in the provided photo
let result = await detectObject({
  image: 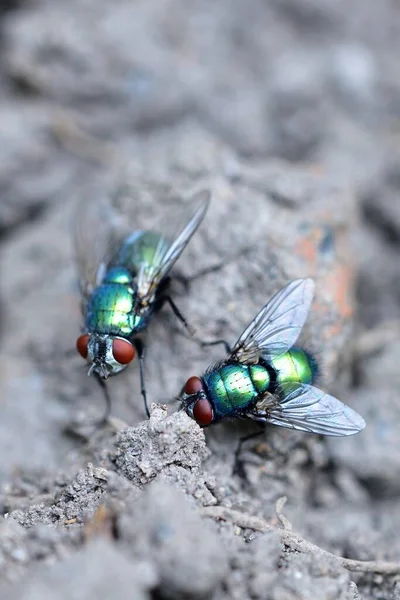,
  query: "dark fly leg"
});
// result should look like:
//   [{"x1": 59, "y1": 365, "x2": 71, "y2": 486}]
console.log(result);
[
  {"x1": 134, "y1": 338, "x2": 150, "y2": 418},
  {"x1": 155, "y1": 280, "x2": 231, "y2": 352},
  {"x1": 153, "y1": 277, "x2": 192, "y2": 330},
  {"x1": 93, "y1": 373, "x2": 112, "y2": 425},
  {"x1": 174, "y1": 247, "x2": 252, "y2": 289},
  {"x1": 233, "y1": 424, "x2": 266, "y2": 479},
  {"x1": 155, "y1": 291, "x2": 196, "y2": 337},
  {"x1": 173, "y1": 263, "x2": 225, "y2": 292},
  {"x1": 158, "y1": 294, "x2": 232, "y2": 354},
  {"x1": 200, "y1": 339, "x2": 232, "y2": 355},
  {"x1": 167, "y1": 249, "x2": 251, "y2": 351}
]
